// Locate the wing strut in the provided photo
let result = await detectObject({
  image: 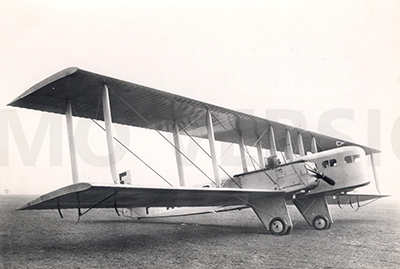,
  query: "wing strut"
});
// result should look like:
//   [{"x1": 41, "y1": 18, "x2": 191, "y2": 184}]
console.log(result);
[
  {"x1": 311, "y1": 137, "x2": 318, "y2": 153},
  {"x1": 239, "y1": 136, "x2": 249, "y2": 173},
  {"x1": 256, "y1": 140, "x2": 265, "y2": 168},
  {"x1": 285, "y1": 130, "x2": 295, "y2": 162},
  {"x1": 109, "y1": 88, "x2": 215, "y2": 186},
  {"x1": 181, "y1": 128, "x2": 242, "y2": 188},
  {"x1": 297, "y1": 133, "x2": 306, "y2": 156},
  {"x1": 66, "y1": 101, "x2": 79, "y2": 184},
  {"x1": 90, "y1": 119, "x2": 173, "y2": 186},
  {"x1": 369, "y1": 153, "x2": 381, "y2": 193},
  {"x1": 103, "y1": 85, "x2": 118, "y2": 184},
  {"x1": 206, "y1": 111, "x2": 221, "y2": 187},
  {"x1": 173, "y1": 122, "x2": 185, "y2": 186},
  {"x1": 269, "y1": 126, "x2": 277, "y2": 156},
  {"x1": 252, "y1": 128, "x2": 268, "y2": 168}
]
